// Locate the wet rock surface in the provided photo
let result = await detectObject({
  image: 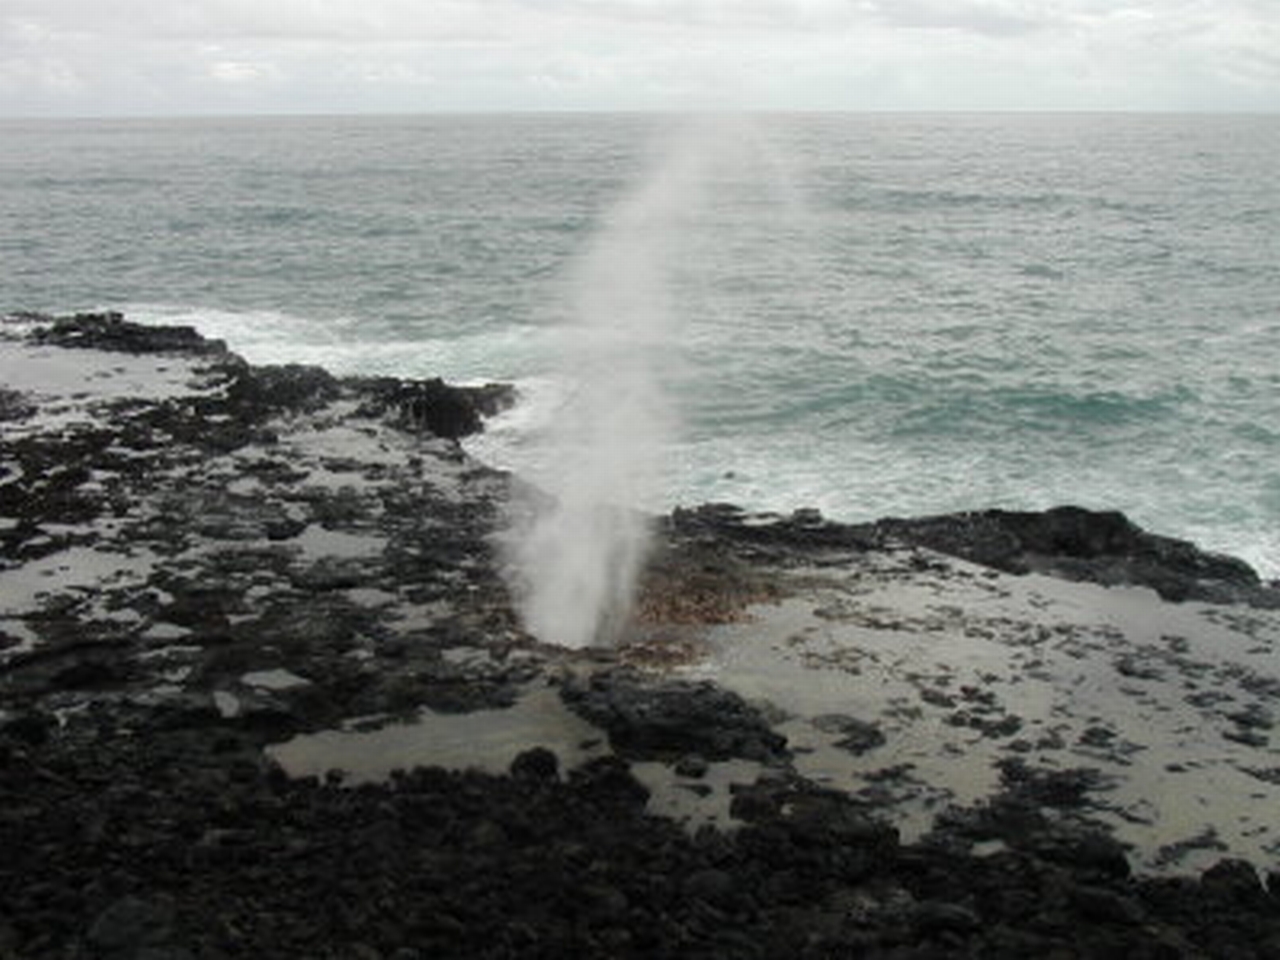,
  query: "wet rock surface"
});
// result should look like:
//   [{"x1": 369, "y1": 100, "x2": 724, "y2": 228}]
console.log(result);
[
  {"x1": 29, "y1": 310, "x2": 230, "y2": 356},
  {"x1": 561, "y1": 668, "x2": 789, "y2": 763},
  {"x1": 862, "y1": 505, "x2": 1274, "y2": 606},
  {"x1": 3, "y1": 312, "x2": 1280, "y2": 957},
  {"x1": 672, "y1": 502, "x2": 1277, "y2": 607}
]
